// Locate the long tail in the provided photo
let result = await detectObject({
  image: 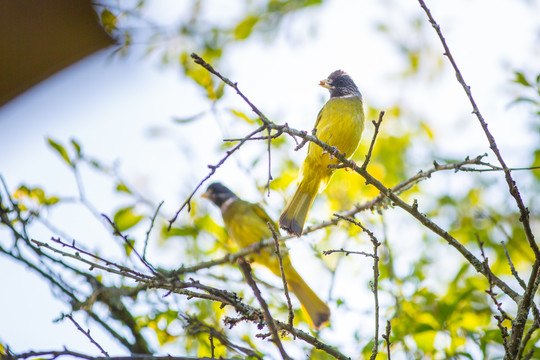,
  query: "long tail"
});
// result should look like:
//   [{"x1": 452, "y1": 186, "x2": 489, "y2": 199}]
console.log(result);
[
  {"x1": 279, "y1": 178, "x2": 319, "y2": 237},
  {"x1": 286, "y1": 266, "x2": 330, "y2": 329}
]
